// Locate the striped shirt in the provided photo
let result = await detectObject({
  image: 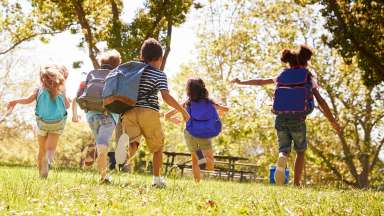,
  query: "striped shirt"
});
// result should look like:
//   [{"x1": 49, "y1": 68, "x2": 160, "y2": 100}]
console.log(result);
[{"x1": 136, "y1": 66, "x2": 168, "y2": 111}]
